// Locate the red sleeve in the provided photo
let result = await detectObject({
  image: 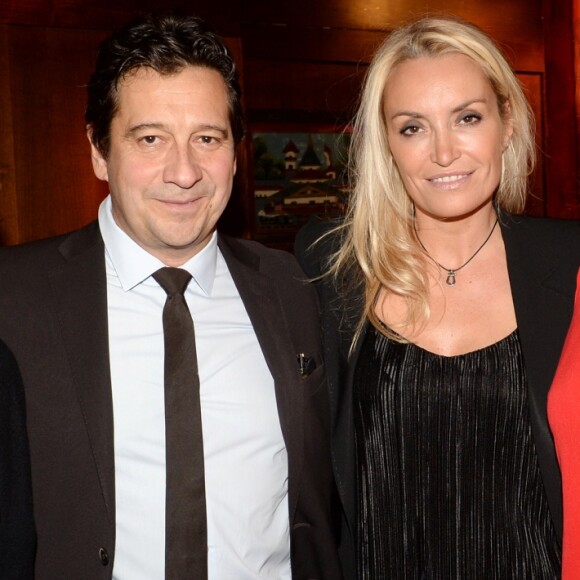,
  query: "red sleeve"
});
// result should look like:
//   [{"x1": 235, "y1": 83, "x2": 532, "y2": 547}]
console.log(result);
[{"x1": 548, "y1": 267, "x2": 580, "y2": 579}]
